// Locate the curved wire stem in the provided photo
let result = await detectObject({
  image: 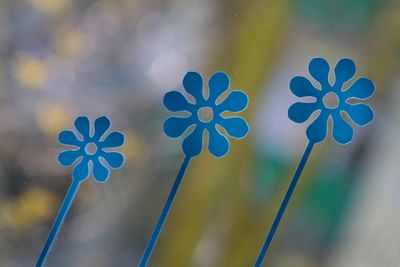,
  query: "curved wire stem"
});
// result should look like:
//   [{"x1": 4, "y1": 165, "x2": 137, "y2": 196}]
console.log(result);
[
  {"x1": 36, "y1": 179, "x2": 82, "y2": 267},
  {"x1": 254, "y1": 141, "x2": 315, "y2": 267},
  {"x1": 139, "y1": 155, "x2": 191, "y2": 267}
]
